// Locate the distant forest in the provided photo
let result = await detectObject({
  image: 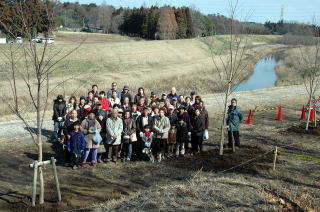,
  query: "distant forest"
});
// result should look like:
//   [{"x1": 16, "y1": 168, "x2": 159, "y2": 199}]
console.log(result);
[{"x1": 0, "y1": 0, "x2": 319, "y2": 39}]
